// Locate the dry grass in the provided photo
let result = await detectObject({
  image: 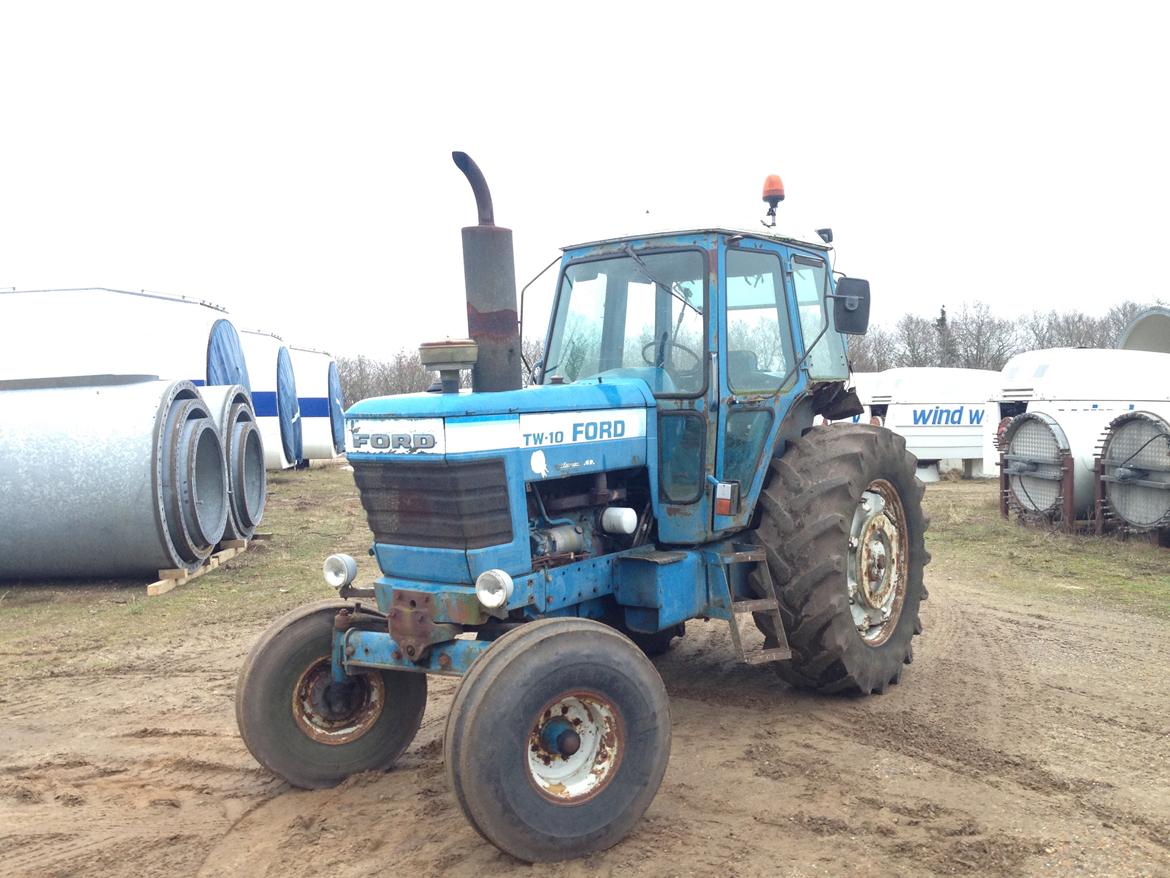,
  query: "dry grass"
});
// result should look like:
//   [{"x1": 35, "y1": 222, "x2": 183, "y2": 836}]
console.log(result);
[
  {"x1": 0, "y1": 467, "x2": 371, "y2": 679},
  {"x1": 924, "y1": 480, "x2": 1170, "y2": 618},
  {"x1": 3, "y1": 471, "x2": 1167, "y2": 687}
]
